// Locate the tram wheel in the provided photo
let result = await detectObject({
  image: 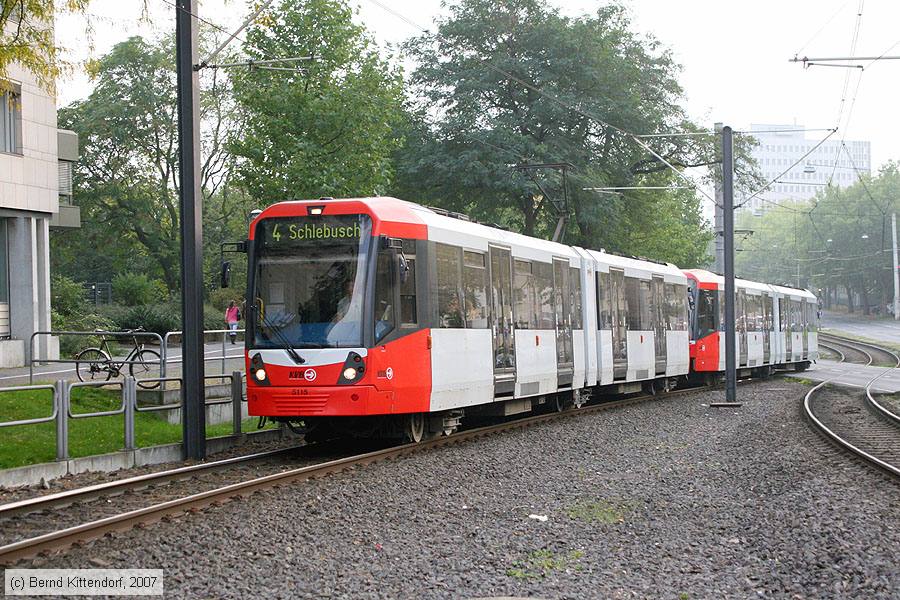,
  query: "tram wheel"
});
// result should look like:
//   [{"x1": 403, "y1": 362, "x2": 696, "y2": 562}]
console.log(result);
[{"x1": 404, "y1": 413, "x2": 426, "y2": 443}]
